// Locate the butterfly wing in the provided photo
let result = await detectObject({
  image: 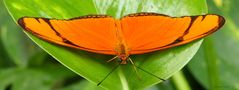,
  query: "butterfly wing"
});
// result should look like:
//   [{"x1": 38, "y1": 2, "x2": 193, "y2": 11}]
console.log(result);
[
  {"x1": 18, "y1": 15, "x2": 118, "y2": 55},
  {"x1": 121, "y1": 13, "x2": 225, "y2": 54}
]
